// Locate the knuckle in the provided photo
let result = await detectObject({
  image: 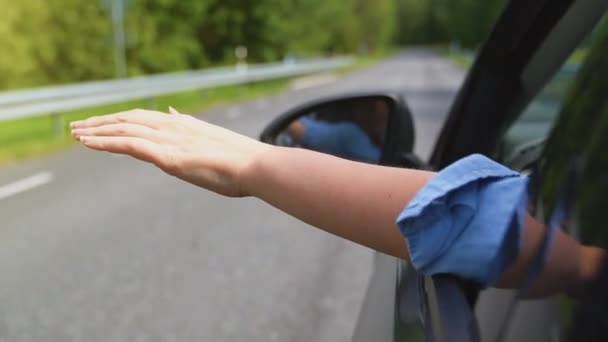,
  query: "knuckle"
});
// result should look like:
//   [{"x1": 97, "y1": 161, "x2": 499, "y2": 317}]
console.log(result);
[
  {"x1": 124, "y1": 139, "x2": 137, "y2": 152},
  {"x1": 115, "y1": 124, "x2": 129, "y2": 136},
  {"x1": 92, "y1": 138, "x2": 104, "y2": 149},
  {"x1": 116, "y1": 114, "x2": 129, "y2": 123},
  {"x1": 160, "y1": 148, "x2": 182, "y2": 174}
]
